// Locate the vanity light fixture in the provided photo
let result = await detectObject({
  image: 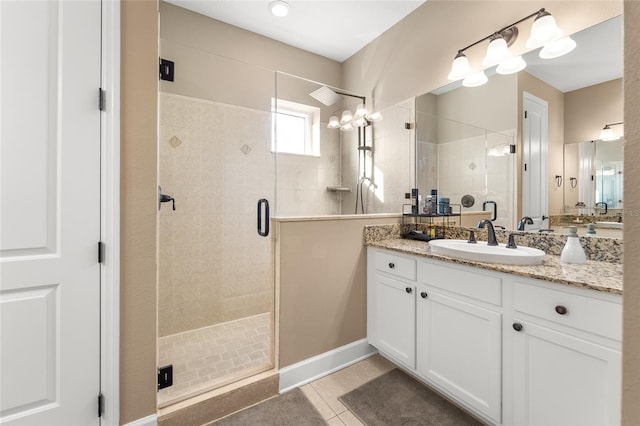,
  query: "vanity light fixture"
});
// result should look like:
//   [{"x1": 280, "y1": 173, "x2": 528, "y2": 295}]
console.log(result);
[
  {"x1": 447, "y1": 8, "x2": 574, "y2": 87},
  {"x1": 599, "y1": 122, "x2": 623, "y2": 141},
  {"x1": 269, "y1": 0, "x2": 289, "y2": 17}
]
